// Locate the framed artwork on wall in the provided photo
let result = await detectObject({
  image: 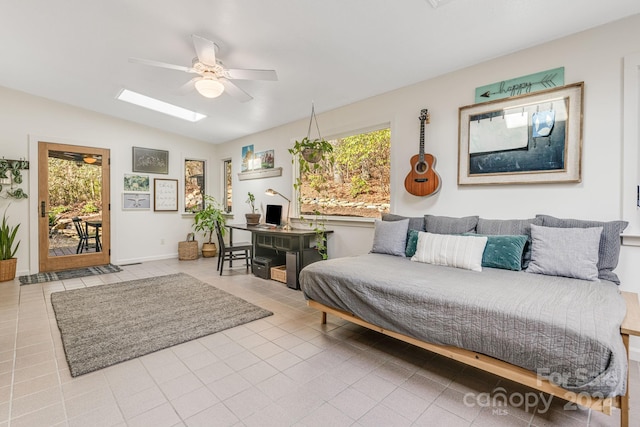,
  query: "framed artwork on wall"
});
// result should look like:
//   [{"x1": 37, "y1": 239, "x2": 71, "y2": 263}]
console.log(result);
[
  {"x1": 458, "y1": 82, "x2": 583, "y2": 185},
  {"x1": 154, "y1": 178, "x2": 178, "y2": 211},
  {"x1": 122, "y1": 192, "x2": 151, "y2": 210},
  {"x1": 132, "y1": 146, "x2": 169, "y2": 174},
  {"x1": 254, "y1": 149, "x2": 275, "y2": 169},
  {"x1": 123, "y1": 174, "x2": 150, "y2": 192},
  {"x1": 241, "y1": 144, "x2": 254, "y2": 171}
]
